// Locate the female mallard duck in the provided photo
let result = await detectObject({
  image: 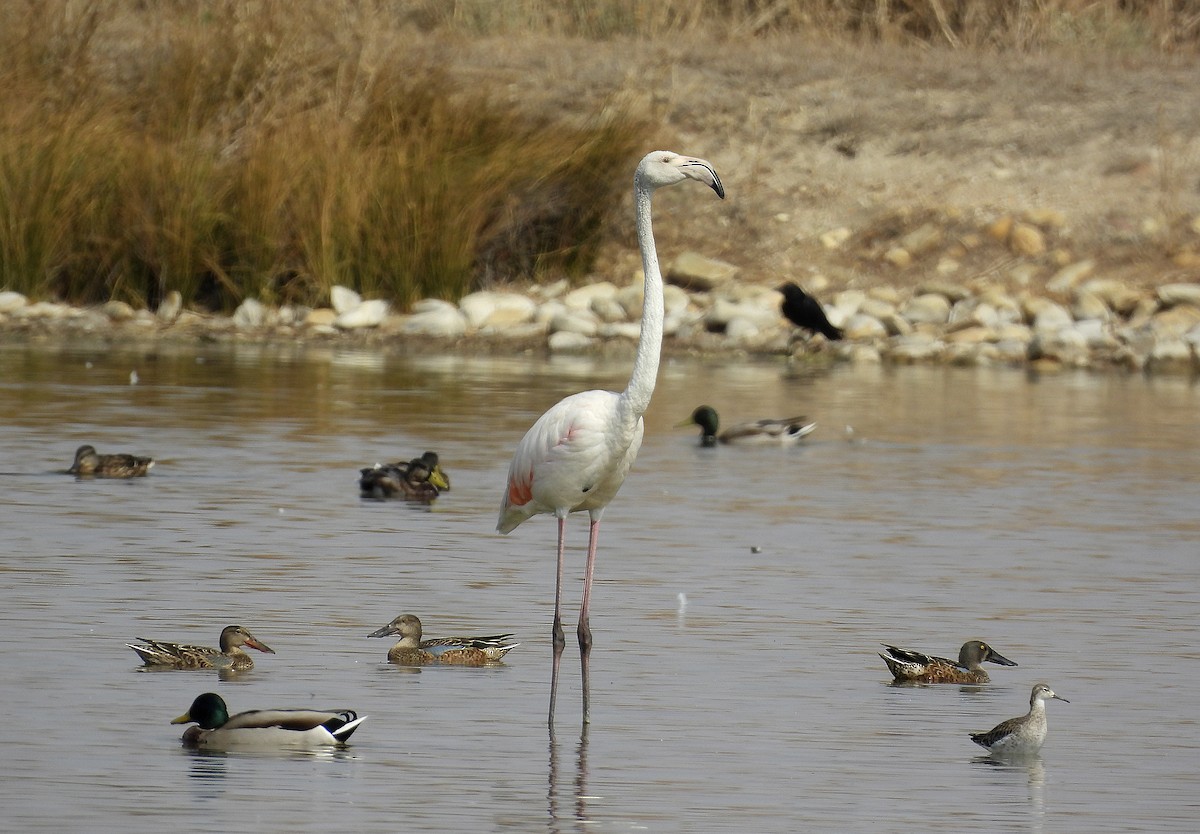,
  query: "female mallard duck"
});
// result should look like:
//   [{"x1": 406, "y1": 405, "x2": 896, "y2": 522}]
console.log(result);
[
  {"x1": 359, "y1": 453, "x2": 450, "y2": 501},
  {"x1": 970, "y1": 683, "x2": 1068, "y2": 757},
  {"x1": 880, "y1": 640, "x2": 1017, "y2": 684},
  {"x1": 69, "y1": 444, "x2": 154, "y2": 477},
  {"x1": 128, "y1": 625, "x2": 275, "y2": 671},
  {"x1": 172, "y1": 692, "x2": 366, "y2": 749},
  {"x1": 677, "y1": 405, "x2": 816, "y2": 447},
  {"x1": 367, "y1": 613, "x2": 518, "y2": 665}
]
